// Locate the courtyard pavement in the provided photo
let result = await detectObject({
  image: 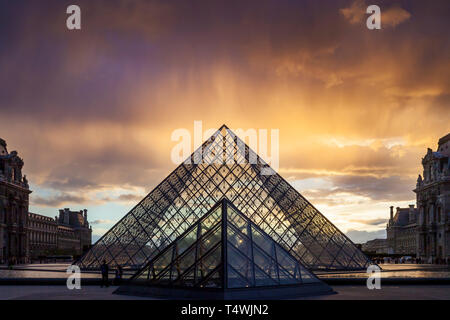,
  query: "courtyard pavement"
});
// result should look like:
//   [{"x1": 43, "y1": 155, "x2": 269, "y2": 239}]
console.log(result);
[
  {"x1": 0, "y1": 284, "x2": 449, "y2": 300},
  {"x1": 1, "y1": 263, "x2": 449, "y2": 300}
]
